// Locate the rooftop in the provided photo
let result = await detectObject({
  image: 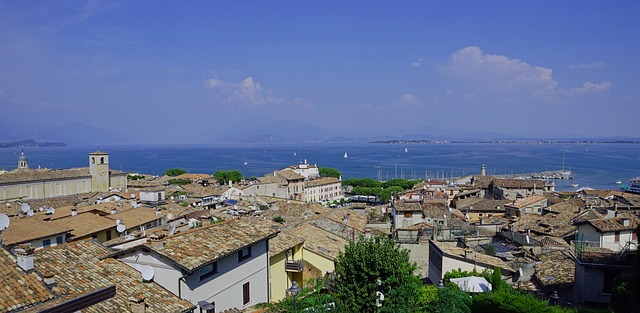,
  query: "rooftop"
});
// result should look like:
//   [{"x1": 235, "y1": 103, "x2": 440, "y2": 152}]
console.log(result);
[
  {"x1": 142, "y1": 218, "x2": 278, "y2": 272},
  {"x1": 289, "y1": 223, "x2": 348, "y2": 261},
  {"x1": 0, "y1": 248, "x2": 54, "y2": 312},
  {"x1": 2, "y1": 216, "x2": 72, "y2": 246},
  {"x1": 34, "y1": 240, "x2": 195, "y2": 312},
  {"x1": 269, "y1": 231, "x2": 305, "y2": 256}
]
